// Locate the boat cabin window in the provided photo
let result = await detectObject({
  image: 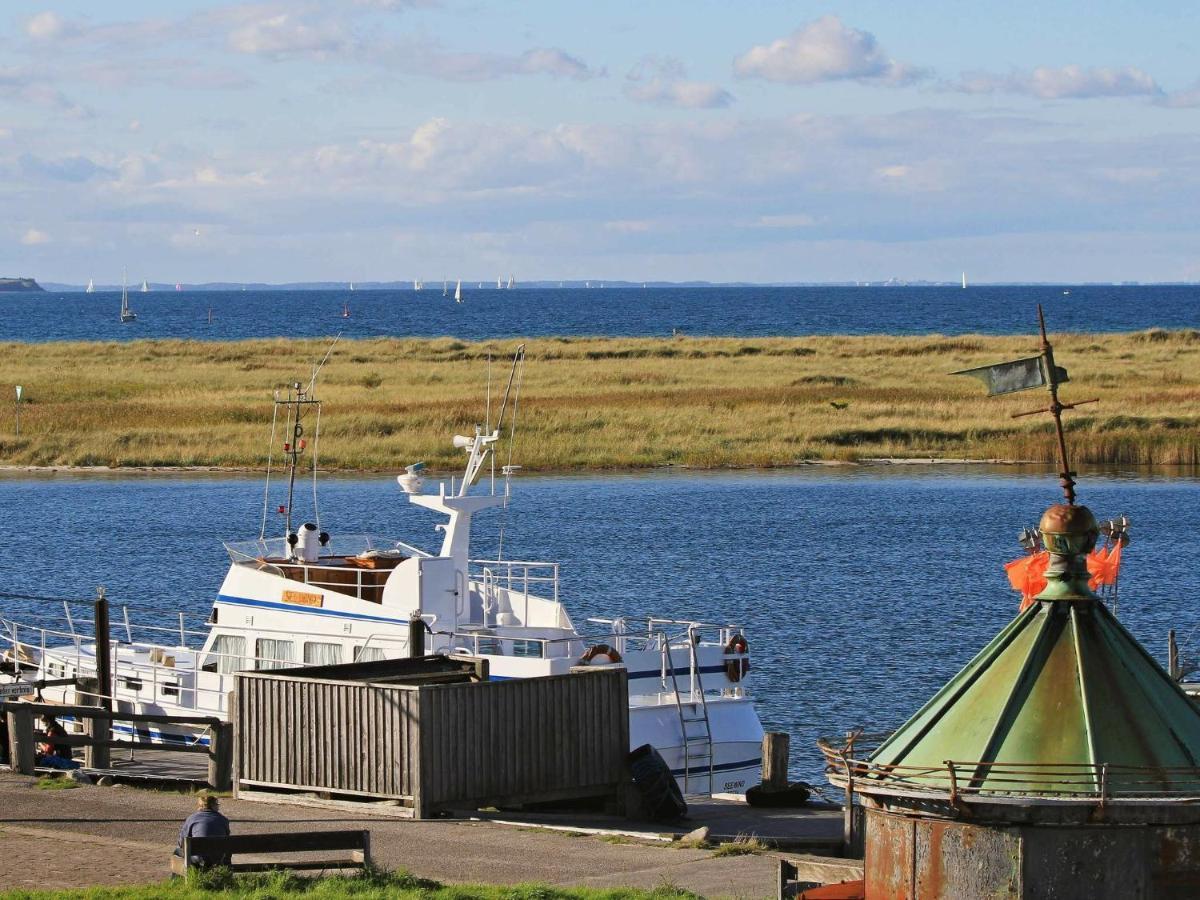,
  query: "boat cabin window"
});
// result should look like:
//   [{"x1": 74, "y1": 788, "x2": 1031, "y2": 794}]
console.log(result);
[
  {"x1": 304, "y1": 642, "x2": 342, "y2": 666},
  {"x1": 354, "y1": 645, "x2": 385, "y2": 663},
  {"x1": 202, "y1": 635, "x2": 246, "y2": 674},
  {"x1": 161, "y1": 681, "x2": 179, "y2": 698},
  {"x1": 256, "y1": 638, "x2": 294, "y2": 670},
  {"x1": 122, "y1": 676, "x2": 143, "y2": 692}
]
